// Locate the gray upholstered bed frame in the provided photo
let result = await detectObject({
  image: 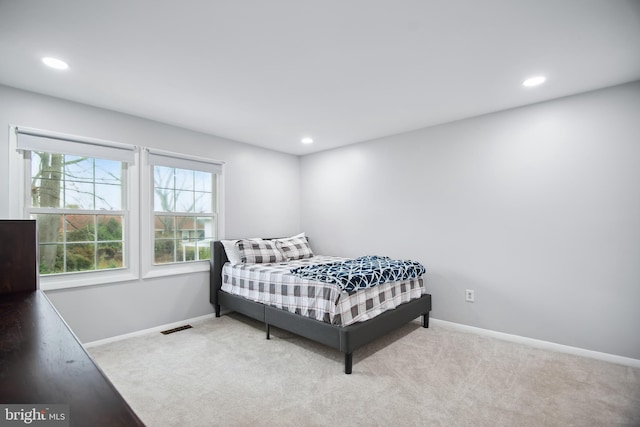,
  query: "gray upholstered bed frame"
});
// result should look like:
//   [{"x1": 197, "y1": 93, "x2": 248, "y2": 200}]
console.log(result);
[{"x1": 210, "y1": 240, "x2": 432, "y2": 374}]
